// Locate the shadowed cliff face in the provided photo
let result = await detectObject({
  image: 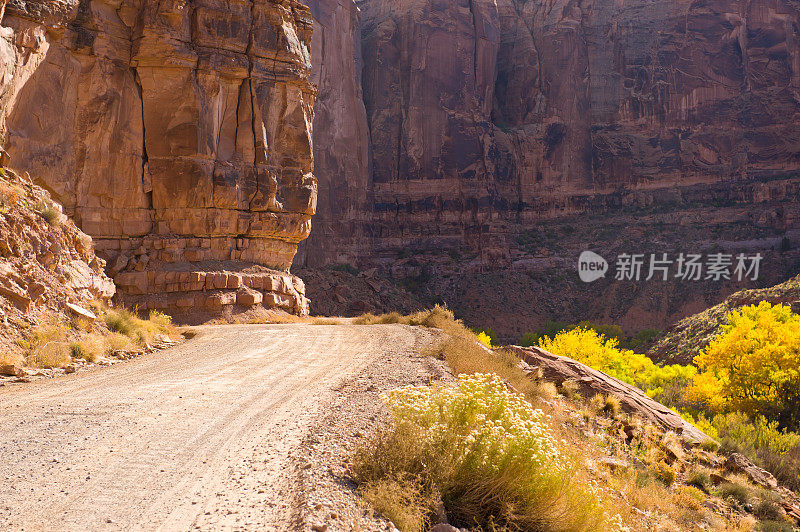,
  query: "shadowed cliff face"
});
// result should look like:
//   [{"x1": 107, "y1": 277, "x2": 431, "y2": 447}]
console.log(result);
[
  {"x1": 0, "y1": 0, "x2": 317, "y2": 271},
  {"x1": 300, "y1": 0, "x2": 800, "y2": 270}
]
